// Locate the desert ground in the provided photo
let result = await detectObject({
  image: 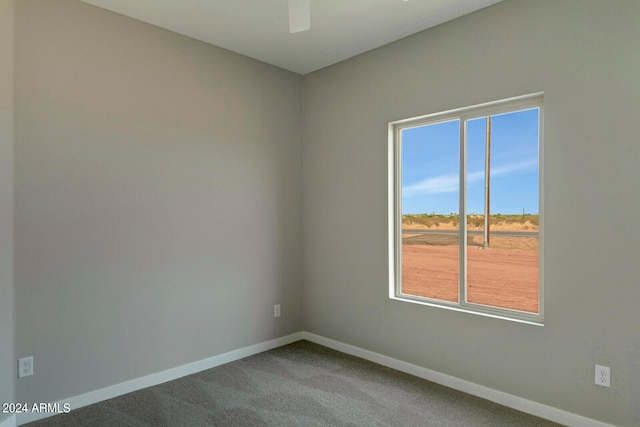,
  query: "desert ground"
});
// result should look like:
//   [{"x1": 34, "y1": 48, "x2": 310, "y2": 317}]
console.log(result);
[{"x1": 401, "y1": 215, "x2": 539, "y2": 313}]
